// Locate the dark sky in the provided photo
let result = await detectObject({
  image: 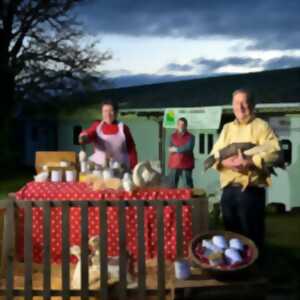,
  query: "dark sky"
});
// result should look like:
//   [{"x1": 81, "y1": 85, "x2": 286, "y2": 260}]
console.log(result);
[{"x1": 77, "y1": 0, "x2": 300, "y2": 87}]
